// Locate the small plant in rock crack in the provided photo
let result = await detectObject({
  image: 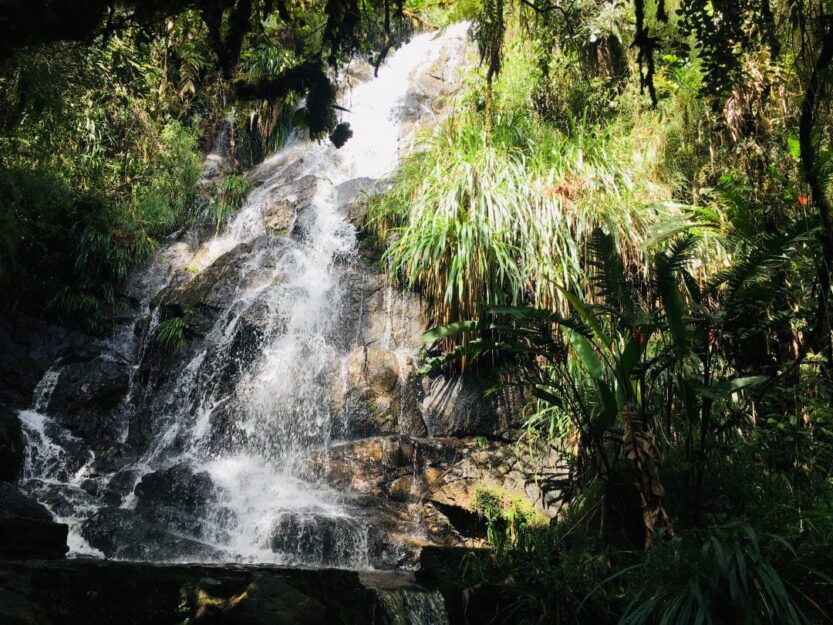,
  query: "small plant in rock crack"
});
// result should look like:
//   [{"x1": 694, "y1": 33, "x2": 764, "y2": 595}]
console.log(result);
[
  {"x1": 473, "y1": 487, "x2": 547, "y2": 555},
  {"x1": 156, "y1": 316, "x2": 187, "y2": 353},
  {"x1": 207, "y1": 173, "x2": 251, "y2": 231}
]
